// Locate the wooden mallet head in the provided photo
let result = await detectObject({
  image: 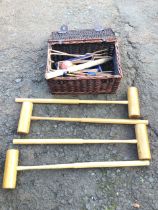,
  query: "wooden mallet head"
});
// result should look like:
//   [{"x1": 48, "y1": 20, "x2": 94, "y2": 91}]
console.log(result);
[
  {"x1": 2, "y1": 149, "x2": 19, "y2": 189},
  {"x1": 17, "y1": 101, "x2": 33, "y2": 134},
  {"x1": 135, "y1": 123, "x2": 151, "y2": 160},
  {"x1": 128, "y1": 87, "x2": 140, "y2": 118}
]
